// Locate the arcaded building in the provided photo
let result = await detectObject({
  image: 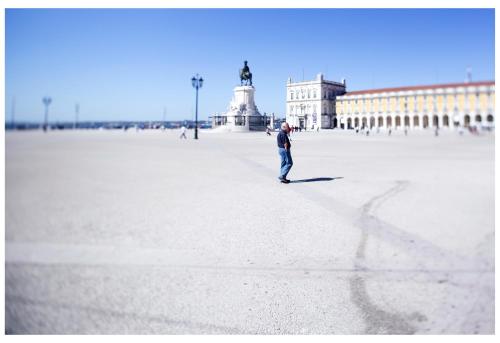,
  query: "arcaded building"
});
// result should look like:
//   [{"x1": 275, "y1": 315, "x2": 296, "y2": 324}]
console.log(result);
[
  {"x1": 286, "y1": 77, "x2": 495, "y2": 130},
  {"x1": 335, "y1": 81, "x2": 495, "y2": 130}
]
